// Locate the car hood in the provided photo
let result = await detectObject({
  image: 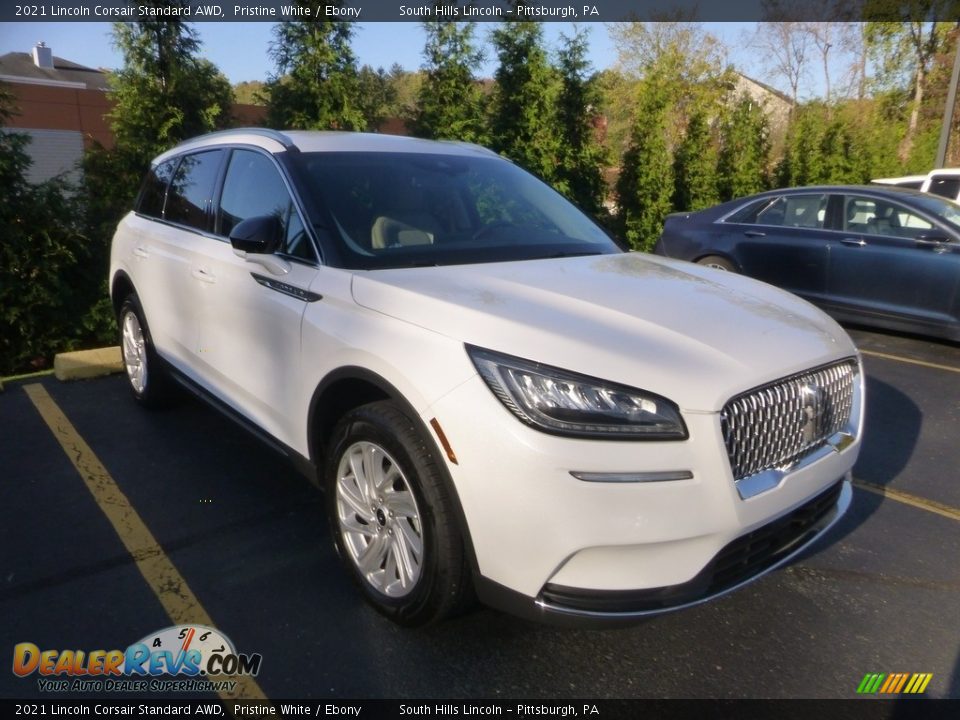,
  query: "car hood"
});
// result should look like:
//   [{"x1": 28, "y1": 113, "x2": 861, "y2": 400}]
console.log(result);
[{"x1": 350, "y1": 253, "x2": 856, "y2": 412}]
